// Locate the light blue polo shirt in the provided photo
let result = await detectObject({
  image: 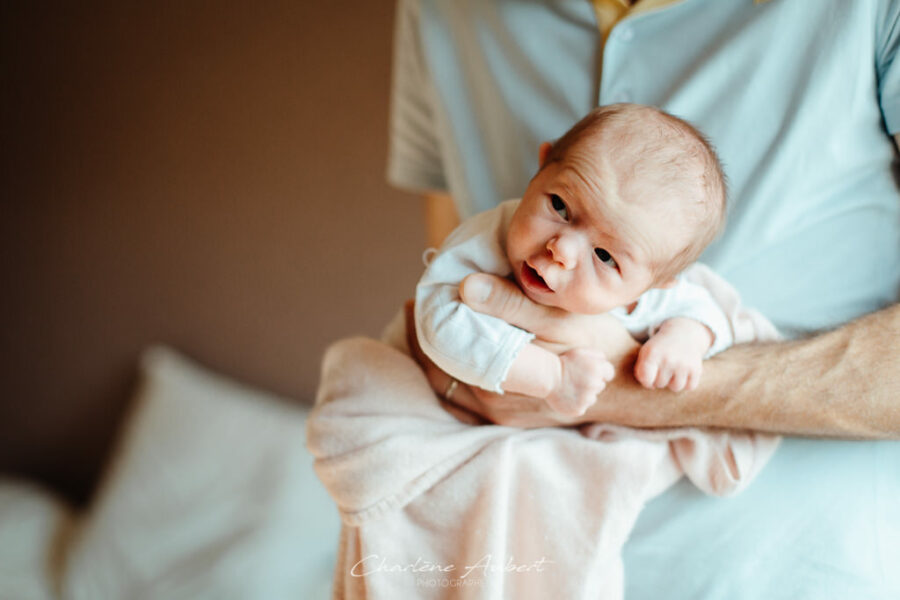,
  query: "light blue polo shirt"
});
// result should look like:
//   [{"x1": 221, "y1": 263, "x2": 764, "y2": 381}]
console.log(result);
[{"x1": 388, "y1": 0, "x2": 900, "y2": 597}]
